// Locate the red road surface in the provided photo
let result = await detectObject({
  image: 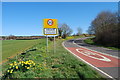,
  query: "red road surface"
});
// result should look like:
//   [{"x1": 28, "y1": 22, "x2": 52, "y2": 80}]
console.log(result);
[{"x1": 67, "y1": 47, "x2": 120, "y2": 67}]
